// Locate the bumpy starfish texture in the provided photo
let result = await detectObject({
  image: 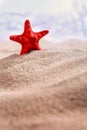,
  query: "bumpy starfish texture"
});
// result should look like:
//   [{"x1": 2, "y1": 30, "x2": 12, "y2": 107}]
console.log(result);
[{"x1": 9, "y1": 19, "x2": 49, "y2": 55}]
